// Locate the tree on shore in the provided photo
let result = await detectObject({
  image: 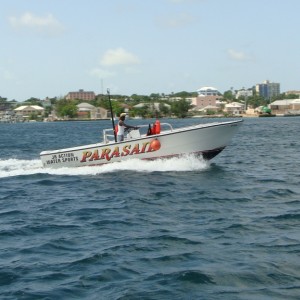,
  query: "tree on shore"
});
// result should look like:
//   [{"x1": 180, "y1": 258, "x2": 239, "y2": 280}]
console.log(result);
[
  {"x1": 55, "y1": 99, "x2": 78, "y2": 118},
  {"x1": 23, "y1": 97, "x2": 43, "y2": 106},
  {"x1": 171, "y1": 99, "x2": 192, "y2": 118}
]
